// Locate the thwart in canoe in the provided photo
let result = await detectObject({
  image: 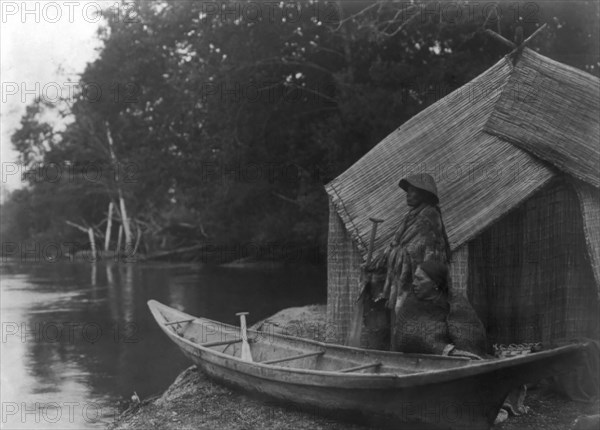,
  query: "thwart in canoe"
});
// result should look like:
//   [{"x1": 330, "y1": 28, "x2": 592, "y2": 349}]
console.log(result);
[{"x1": 148, "y1": 300, "x2": 588, "y2": 430}]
